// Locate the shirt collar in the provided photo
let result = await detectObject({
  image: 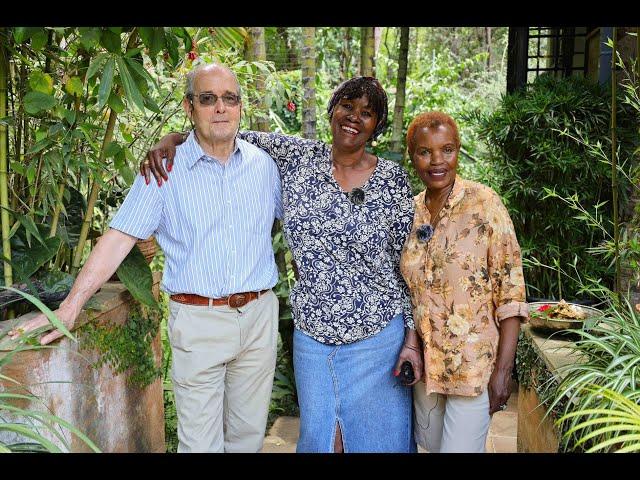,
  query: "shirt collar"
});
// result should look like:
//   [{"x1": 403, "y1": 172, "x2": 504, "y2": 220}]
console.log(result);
[
  {"x1": 416, "y1": 174, "x2": 466, "y2": 220},
  {"x1": 183, "y1": 130, "x2": 242, "y2": 169}
]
